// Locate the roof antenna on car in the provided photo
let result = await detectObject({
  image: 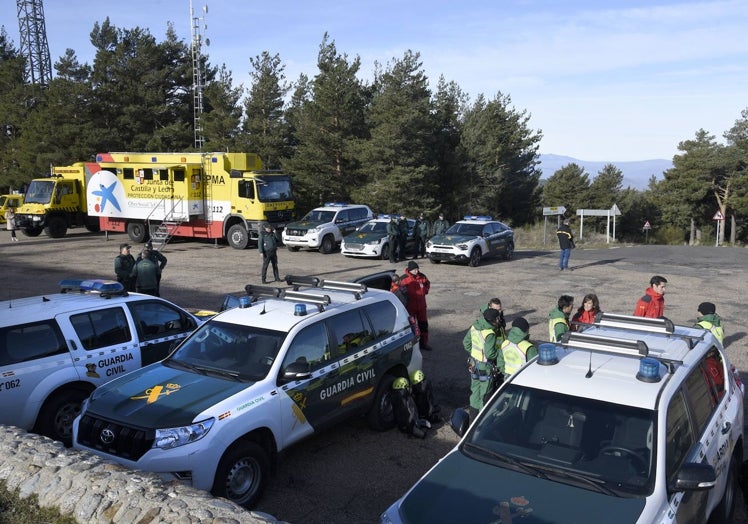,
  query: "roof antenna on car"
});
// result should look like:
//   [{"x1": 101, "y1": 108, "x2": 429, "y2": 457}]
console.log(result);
[
  {"x1": 260, "y1": 302, "x2": 267, "y2": 315},
  {"x1": 585, "y1": 352, "x2": 593, "y2": 378}
]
